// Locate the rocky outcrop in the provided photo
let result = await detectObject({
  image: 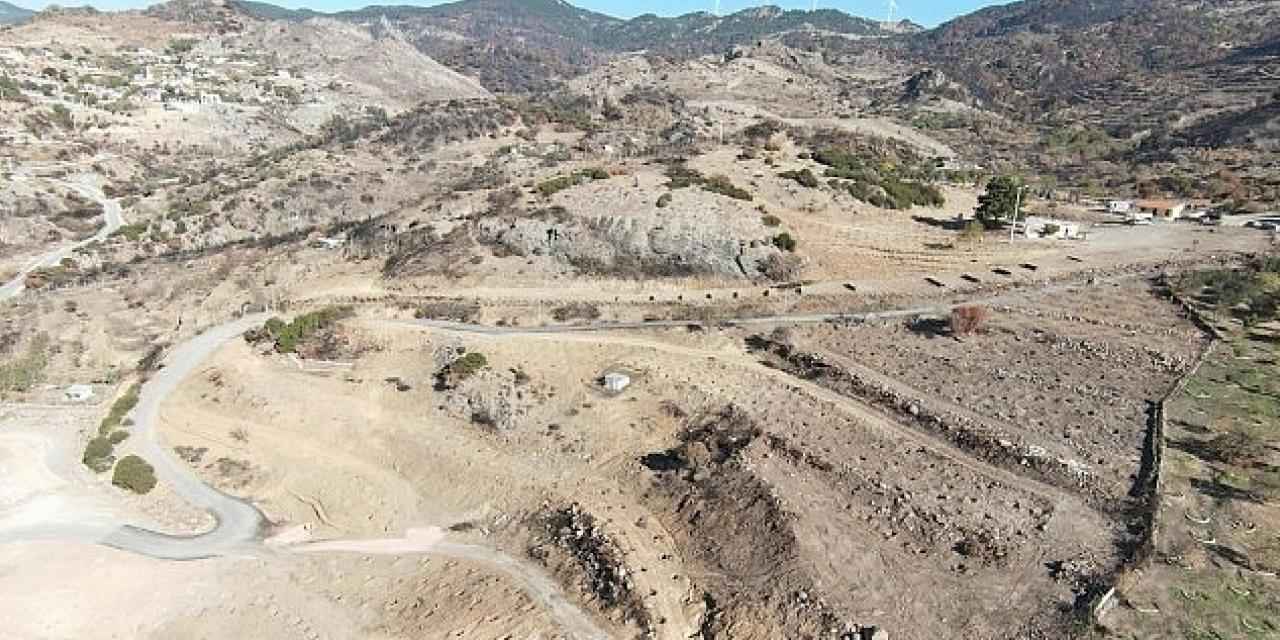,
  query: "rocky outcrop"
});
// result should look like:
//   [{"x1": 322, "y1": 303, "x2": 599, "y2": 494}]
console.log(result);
[{"x1": 476, "y1": 183, "x2": 790, "y2": 280}]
